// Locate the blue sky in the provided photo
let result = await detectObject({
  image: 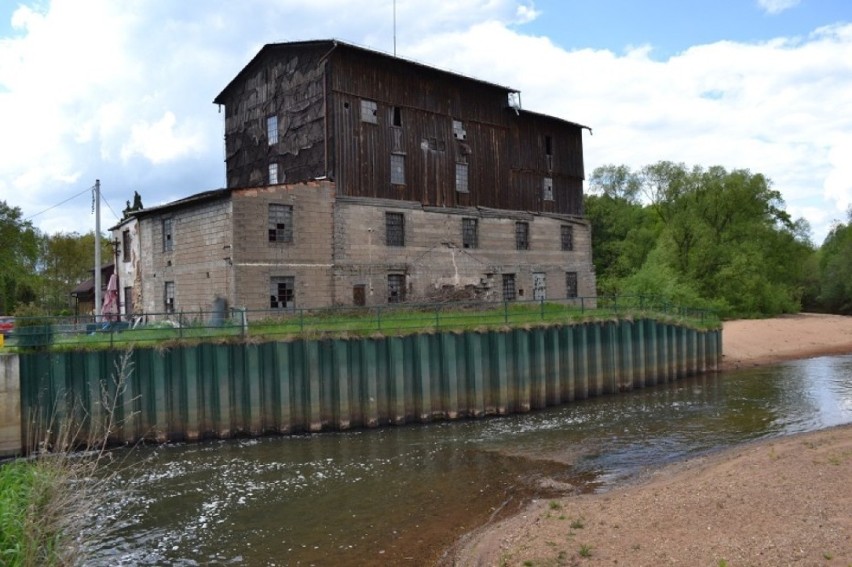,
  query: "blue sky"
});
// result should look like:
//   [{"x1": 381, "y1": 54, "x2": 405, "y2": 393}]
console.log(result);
[{"x1": 1, "y1": 0, "x2": 851, "y2": 245}]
